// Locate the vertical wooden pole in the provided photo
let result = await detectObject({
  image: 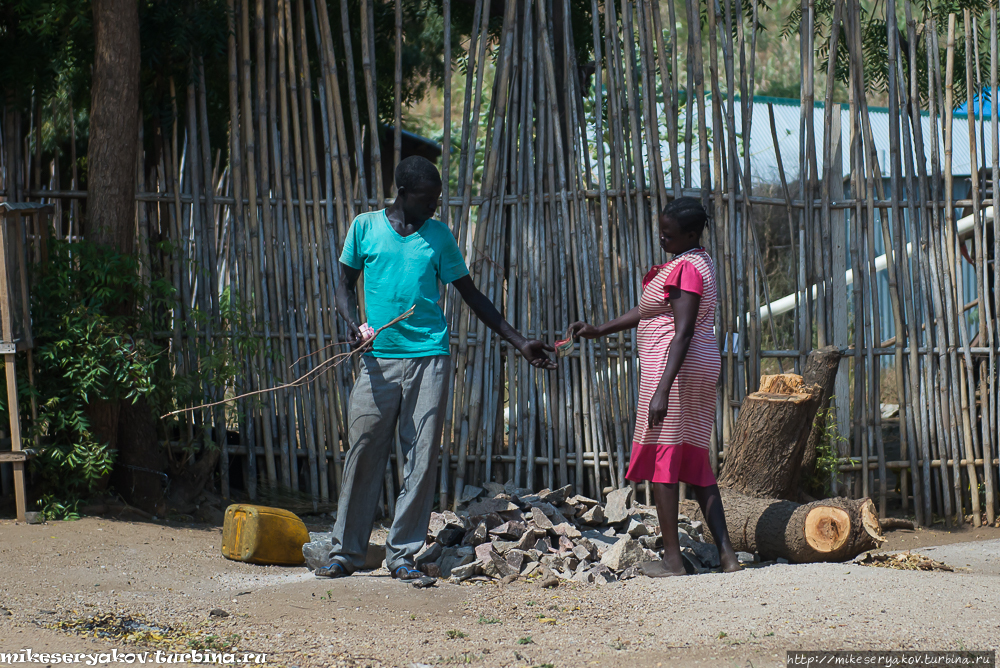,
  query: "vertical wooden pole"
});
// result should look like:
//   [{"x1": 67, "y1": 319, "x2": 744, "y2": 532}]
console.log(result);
[{"x1": 0, "y1": 212, "x2": 26, "y2": 522}]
